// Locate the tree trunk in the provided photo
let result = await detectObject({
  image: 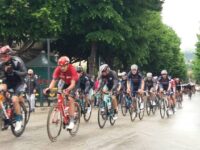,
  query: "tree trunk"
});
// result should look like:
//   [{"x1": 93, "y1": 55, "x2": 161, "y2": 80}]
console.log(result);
[{"x1": 88, "y1": 42, "x2": 97, "y2": 75}]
